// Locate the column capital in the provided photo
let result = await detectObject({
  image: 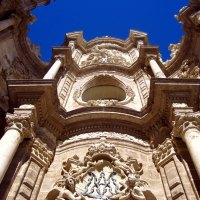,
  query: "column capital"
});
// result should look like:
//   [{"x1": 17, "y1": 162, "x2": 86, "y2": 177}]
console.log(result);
[
  {"x1": 54, "y1": 54, "x2": 65, "y2": 65},
  {"x1": 172, "y1": 111, "x2": 200, "y2": 139},
  {"x1": 31, "y1": 138, "x2": 54, "y2": 170},
  {"x1": 5, "y1": 104, "x2": 37, "y2": 140},
  {"x1": 145, "y1": 55, "x2": 157, "y2": 66},
  {"x1": 152, "y1": 138, "x2": 176, "y2": 170}
]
